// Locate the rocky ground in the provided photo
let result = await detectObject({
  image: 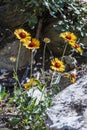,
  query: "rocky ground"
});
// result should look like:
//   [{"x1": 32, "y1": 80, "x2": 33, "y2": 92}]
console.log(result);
[
  {"x1": 46, "y1": 75, "x2": 87, "y2": 130},
  {"x1": 0, "y1": 46, "x2": 87, "y2": 129}
]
